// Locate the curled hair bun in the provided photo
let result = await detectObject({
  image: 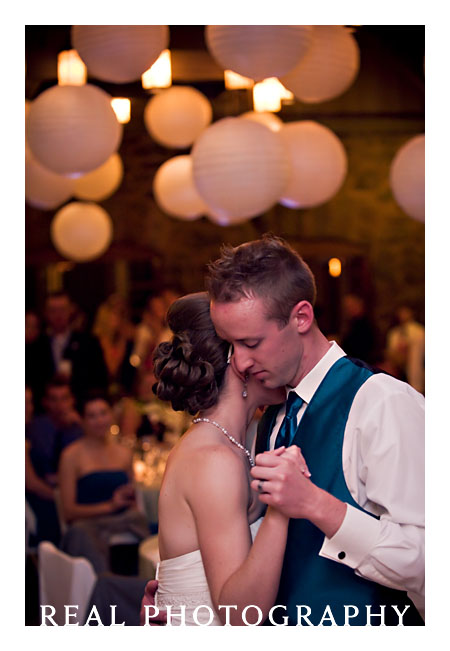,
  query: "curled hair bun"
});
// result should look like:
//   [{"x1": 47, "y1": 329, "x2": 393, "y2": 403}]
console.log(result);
[{"x1": 153, "y1": 330, "x2": 226, "y2": 415}]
